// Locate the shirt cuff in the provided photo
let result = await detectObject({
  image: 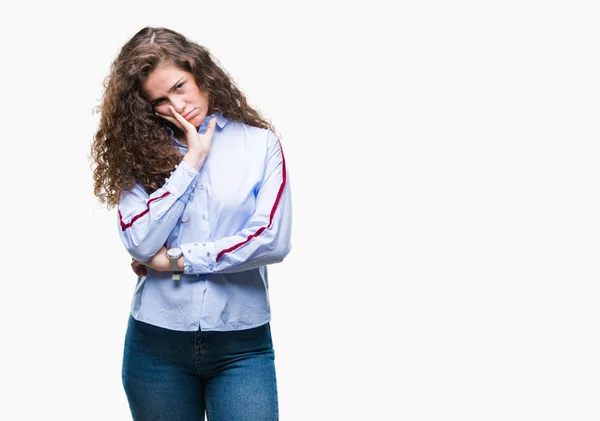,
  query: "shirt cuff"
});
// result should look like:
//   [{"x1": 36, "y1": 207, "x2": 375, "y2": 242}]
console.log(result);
[
  {"x1": 163, "y1": 160, "x2": 199, "y2": 197},
  {"x1": 182, "y1": 242, "x2": 217, "y2": 274}
]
